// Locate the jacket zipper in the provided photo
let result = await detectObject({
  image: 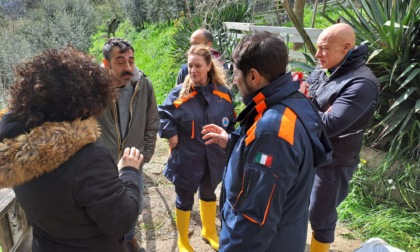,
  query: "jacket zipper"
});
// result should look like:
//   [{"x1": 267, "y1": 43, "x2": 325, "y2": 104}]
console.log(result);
[
  {"x1": 111, "y1": 102, "x2": 122, "y2": 160},
  {"x1": 119, "y1": 79, "x2": 140, "y2": 159}
]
